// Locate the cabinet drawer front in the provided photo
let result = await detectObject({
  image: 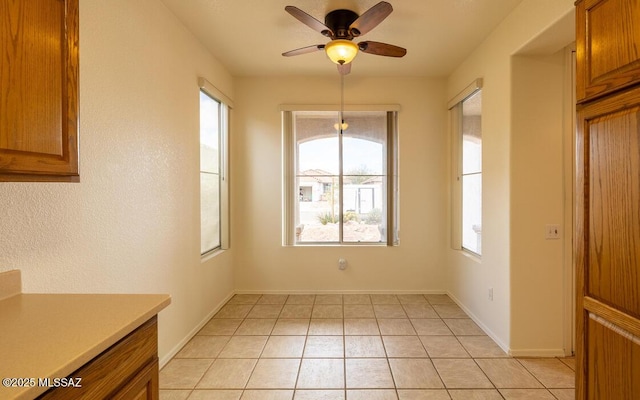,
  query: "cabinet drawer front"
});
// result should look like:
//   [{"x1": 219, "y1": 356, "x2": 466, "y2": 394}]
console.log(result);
[
  {"x1": 38, "y1": 317, "x2": 158, "y2": 400},
  {"x1": 576, "y1": 0, "x2": 640, "y2": 102}
]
